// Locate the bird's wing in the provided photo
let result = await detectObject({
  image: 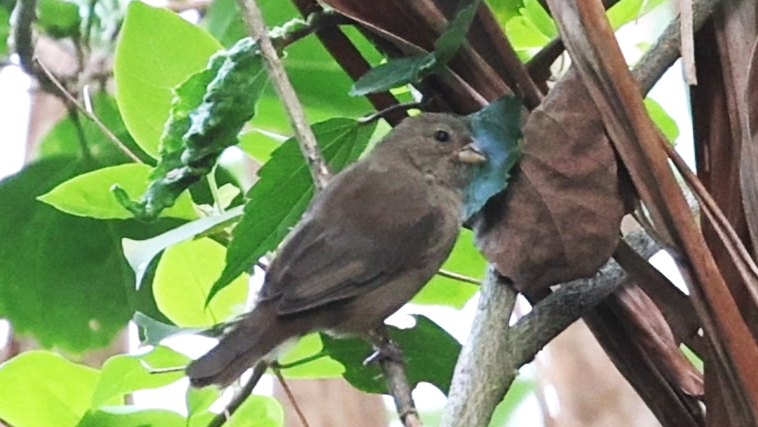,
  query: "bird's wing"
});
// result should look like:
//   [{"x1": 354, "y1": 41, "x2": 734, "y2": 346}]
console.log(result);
[{"x1": 260, "y1": 165, "x2": 447, "y2": 315}]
